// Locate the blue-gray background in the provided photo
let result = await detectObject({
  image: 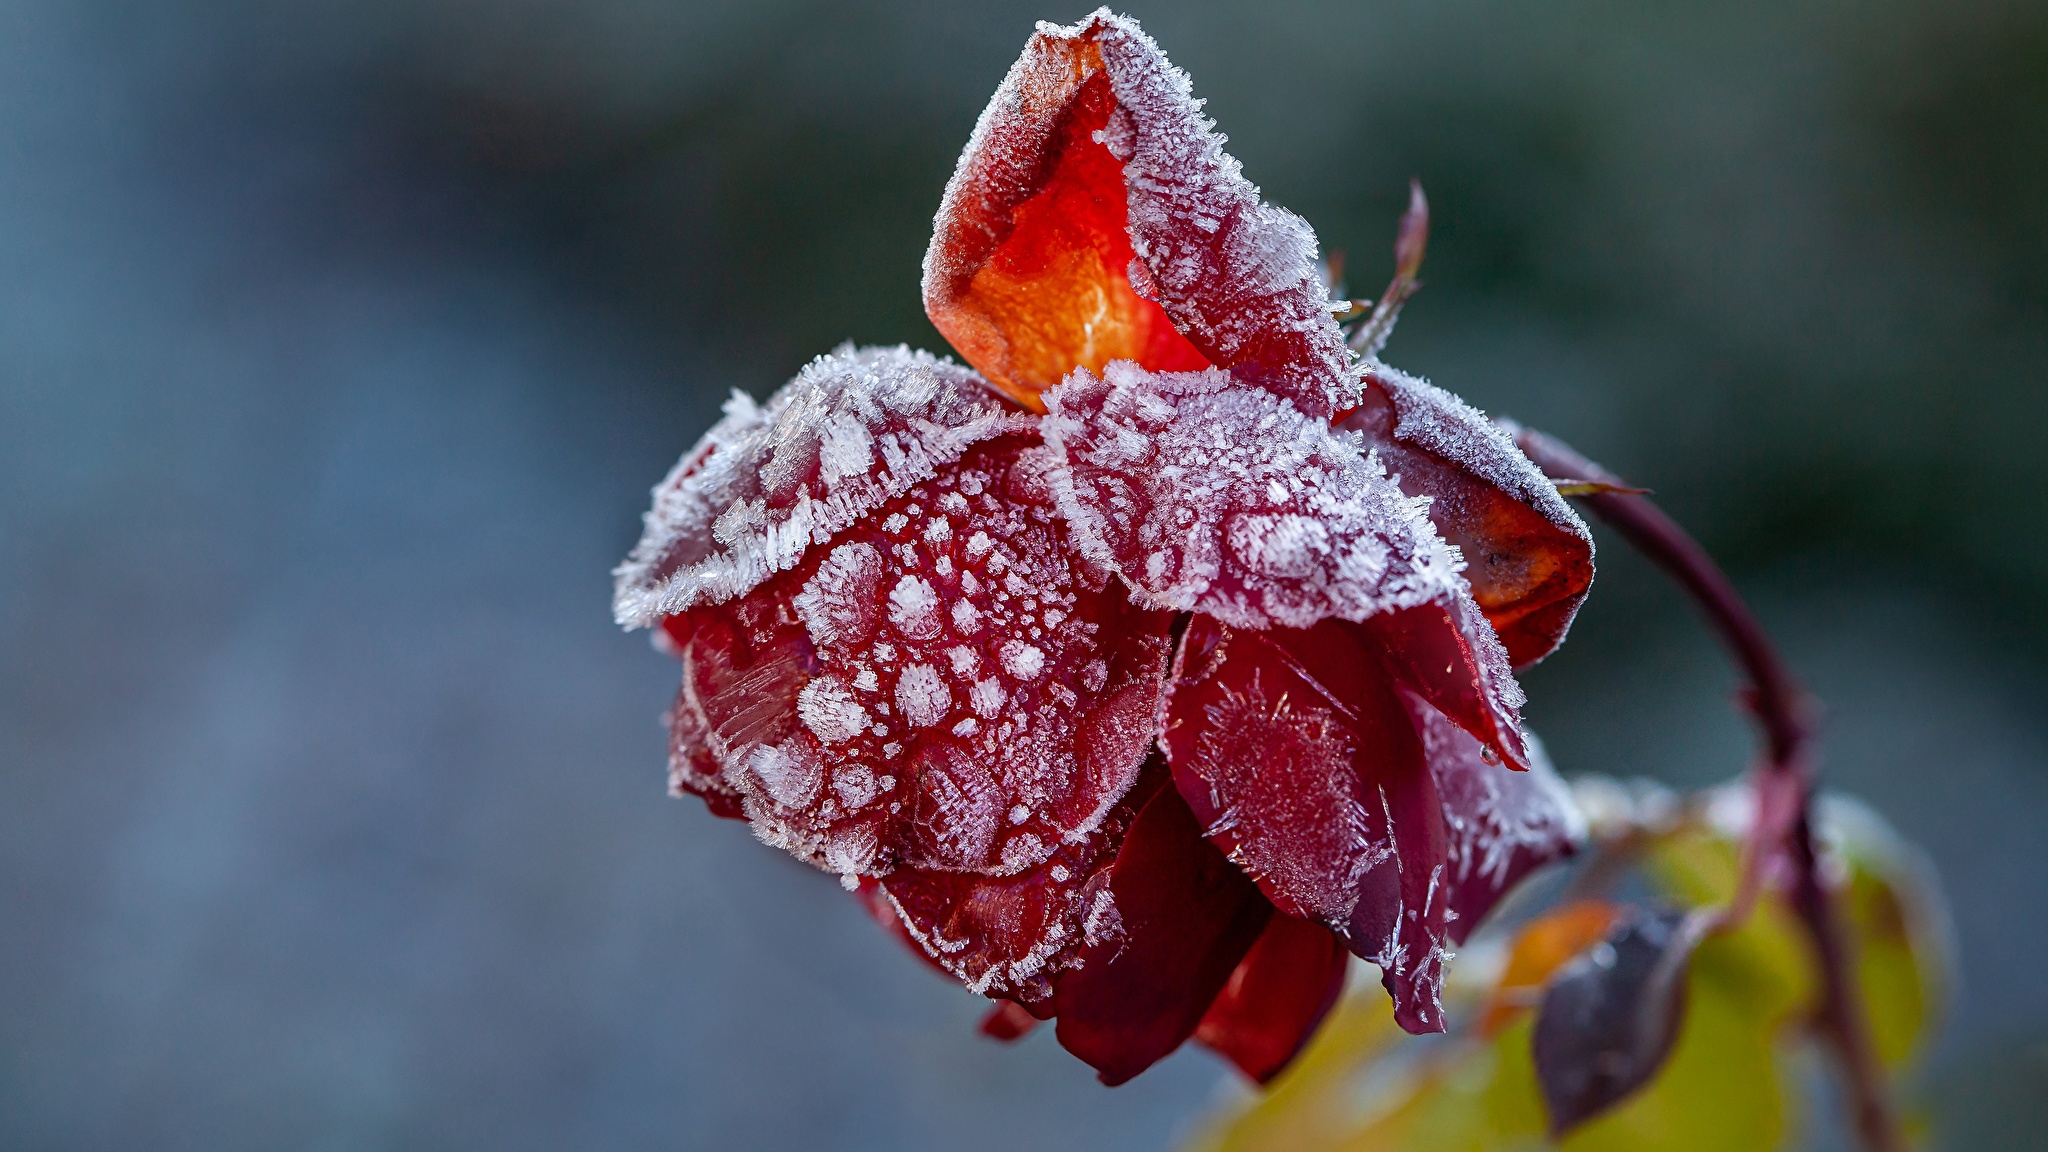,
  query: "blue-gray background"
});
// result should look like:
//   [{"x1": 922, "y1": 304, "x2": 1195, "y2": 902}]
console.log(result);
[{"x1": 3, "y1": 1, "x2": 2042, "y2": 1148}]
